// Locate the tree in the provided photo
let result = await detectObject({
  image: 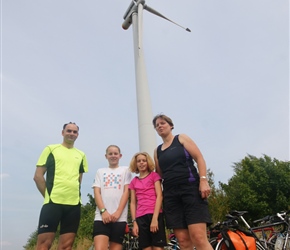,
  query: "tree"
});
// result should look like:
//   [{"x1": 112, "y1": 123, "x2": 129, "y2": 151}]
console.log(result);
[
  {"x1": 220, "y1": 154, "x2": 290, "y2": 221},
  {"x1": 75, "y1": 194, "x2": 96, "y2": 242},
  {"x1": 207, "y1": 169, "x2": 230, "y2": 224}
]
